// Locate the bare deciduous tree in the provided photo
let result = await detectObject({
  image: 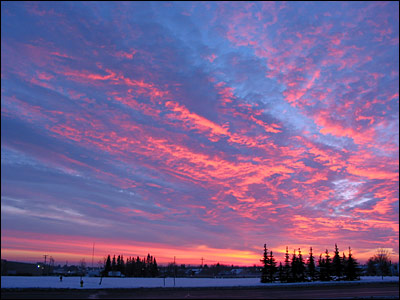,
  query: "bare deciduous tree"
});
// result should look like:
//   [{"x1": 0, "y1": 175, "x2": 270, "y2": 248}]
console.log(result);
[{"x1": 373, "y1": 248, "x2": 392, "y2": 279}]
